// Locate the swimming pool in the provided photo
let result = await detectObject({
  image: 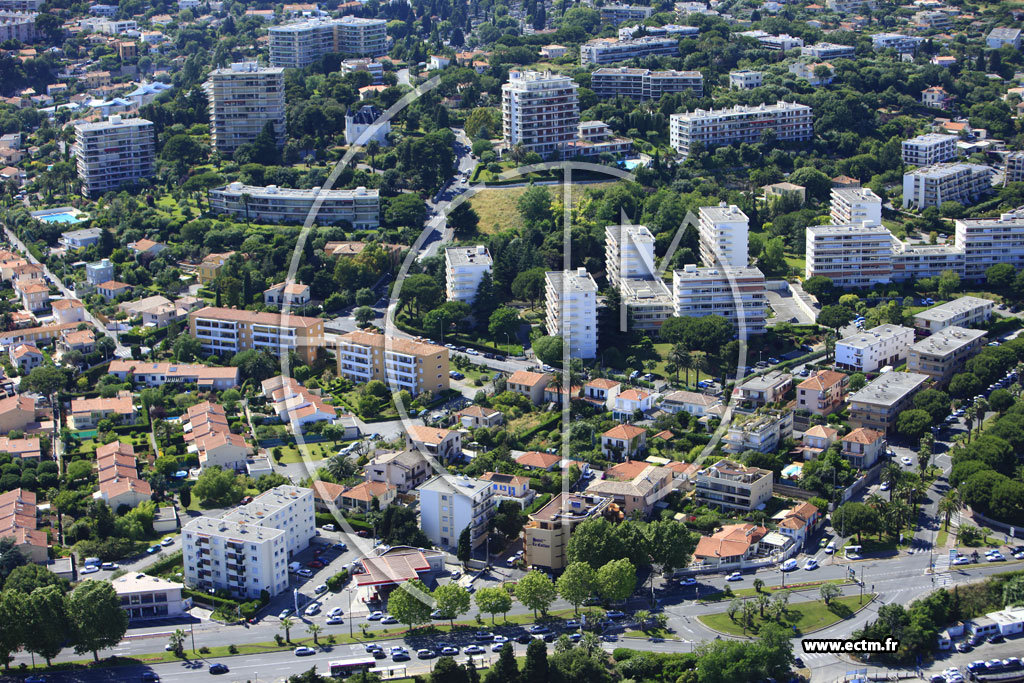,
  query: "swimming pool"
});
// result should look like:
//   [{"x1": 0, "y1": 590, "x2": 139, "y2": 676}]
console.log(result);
[
  {"x1": 781, "y1": 463, "x2": 803, "y2": 478},
  {"x1": 621, "y1": 159, "x2": 643, "y2": 170},
  {"x1": 36, "y1": 212, "x2": 83, "y2": 224}
]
